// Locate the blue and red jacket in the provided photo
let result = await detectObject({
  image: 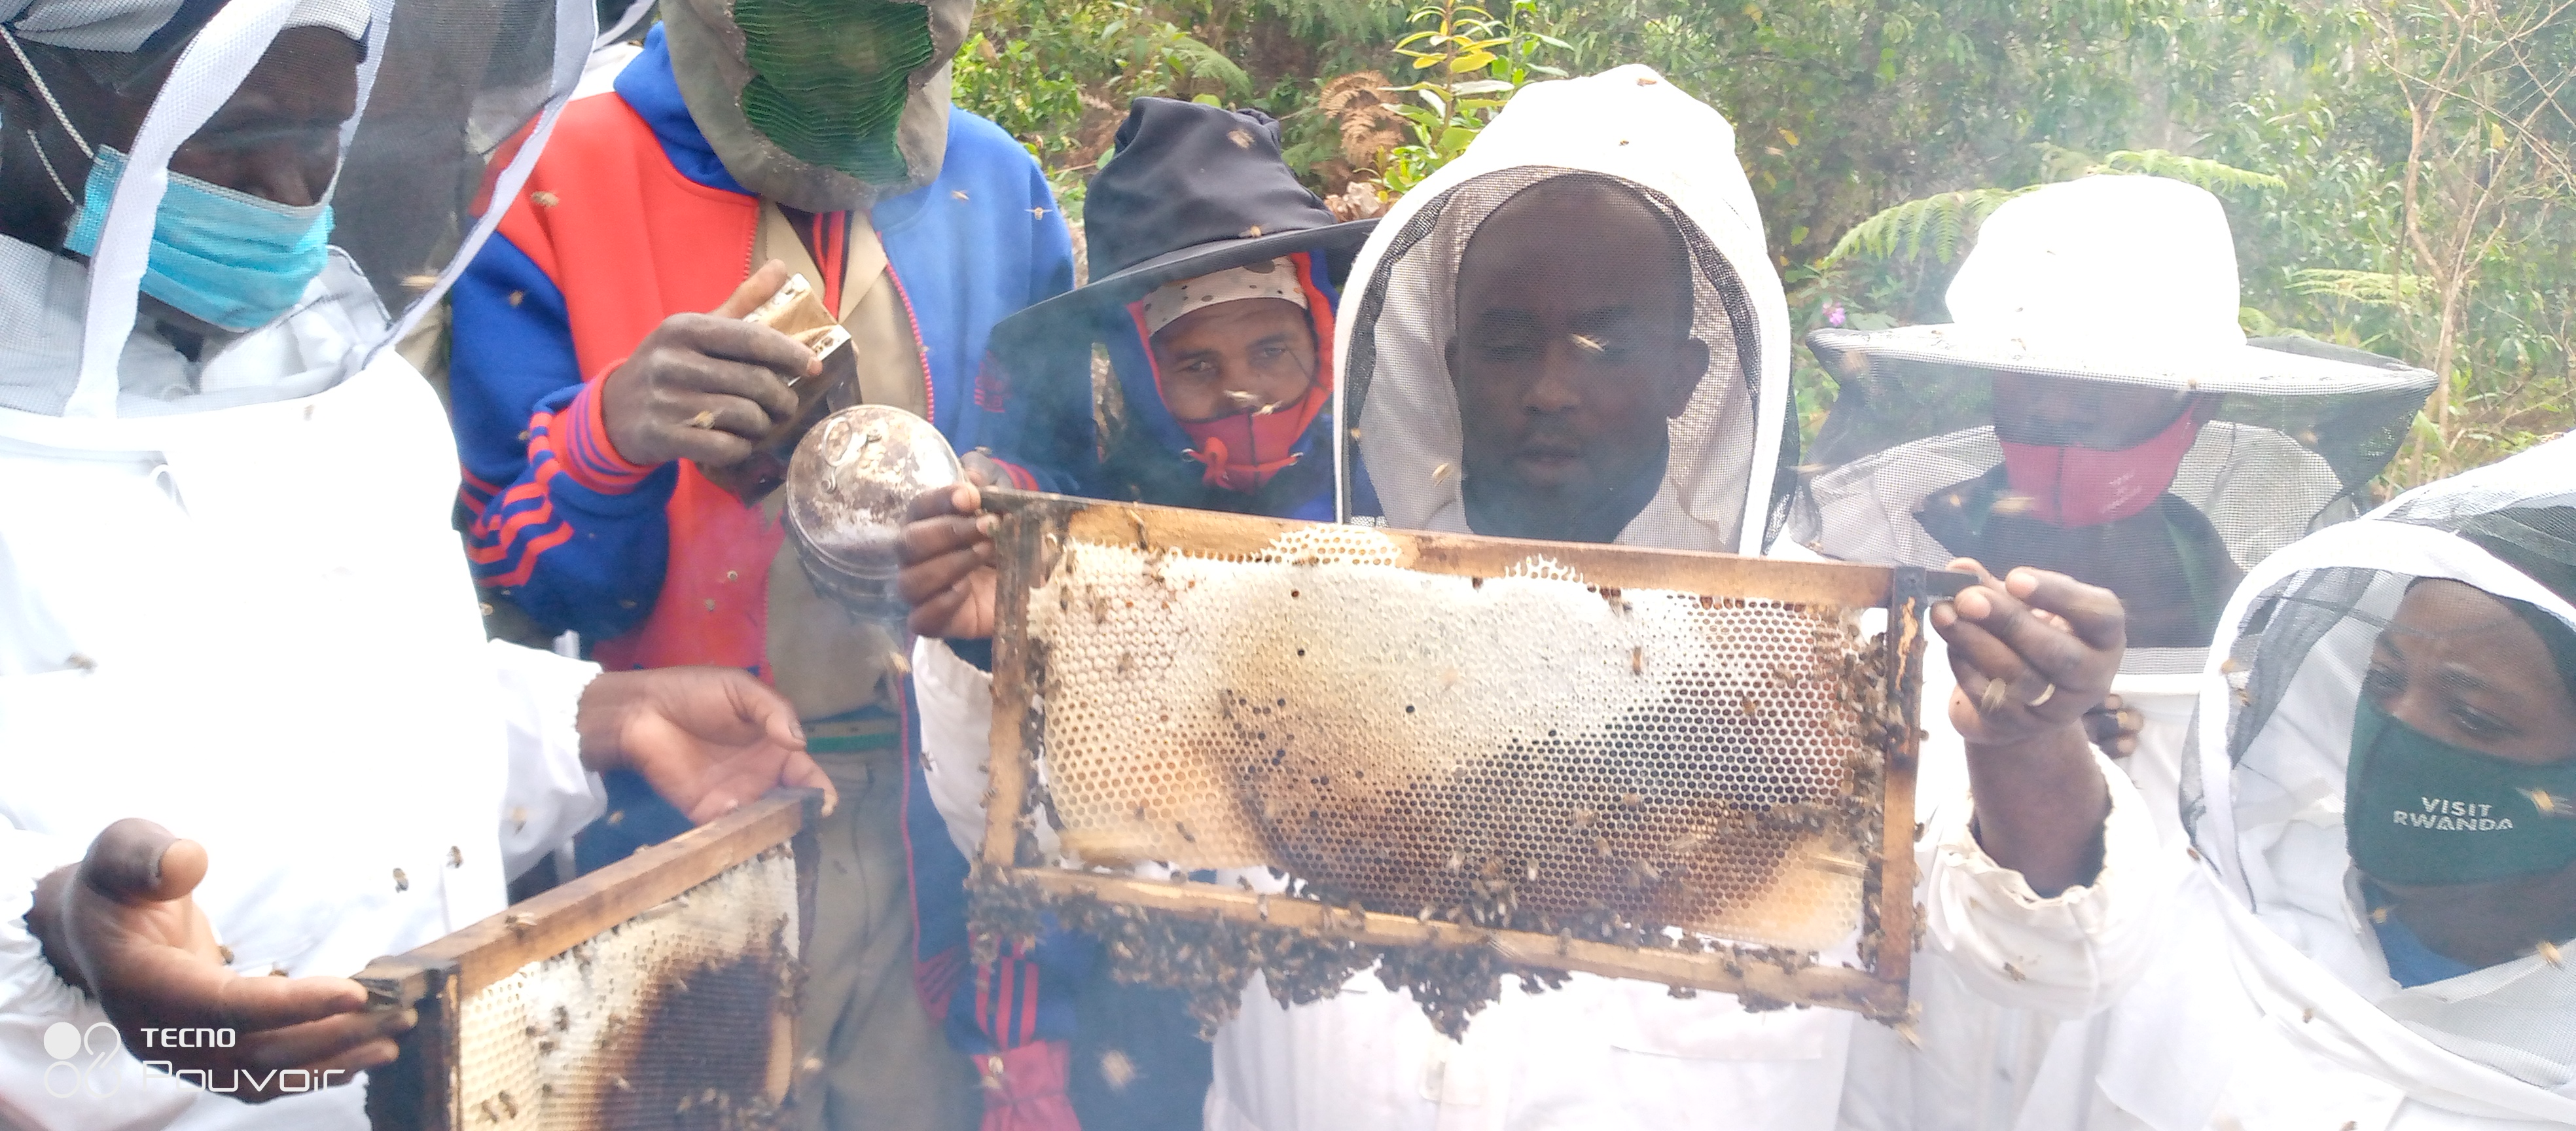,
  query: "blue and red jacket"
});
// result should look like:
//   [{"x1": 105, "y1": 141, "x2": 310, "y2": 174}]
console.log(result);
[{"x1": 445, "y1": 24, "x2": 1077, "y2": 1086}]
